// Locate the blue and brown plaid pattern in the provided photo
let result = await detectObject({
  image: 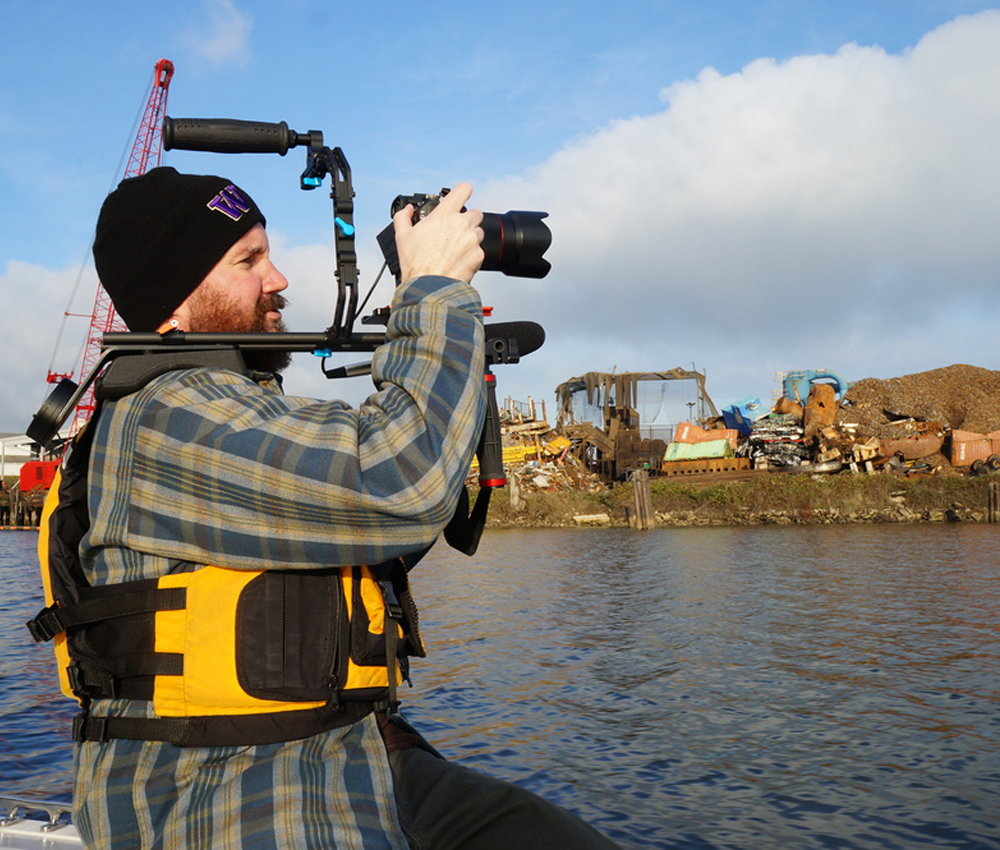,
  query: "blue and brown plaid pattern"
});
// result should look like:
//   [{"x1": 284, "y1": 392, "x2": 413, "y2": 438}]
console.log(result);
[{"x1": 71, "y1": 275, "x2": 485, "y2": 848}]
